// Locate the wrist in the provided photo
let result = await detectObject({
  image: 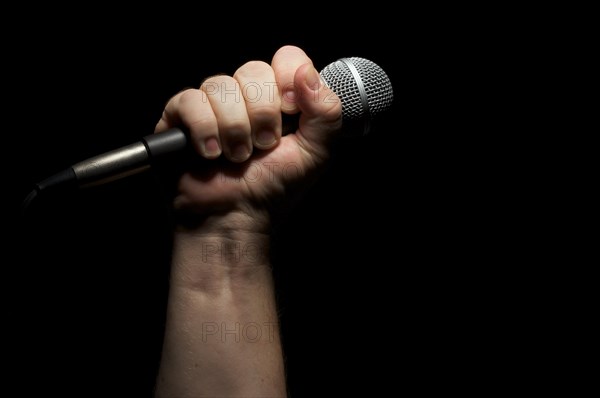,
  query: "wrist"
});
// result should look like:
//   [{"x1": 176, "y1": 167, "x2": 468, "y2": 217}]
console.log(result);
[
  {"x1": 169, "y1": 210, "x2": 272, "y2": 292},
  {"x1": 173, "y1": 206, "x2": 271, "y2": 235}
]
